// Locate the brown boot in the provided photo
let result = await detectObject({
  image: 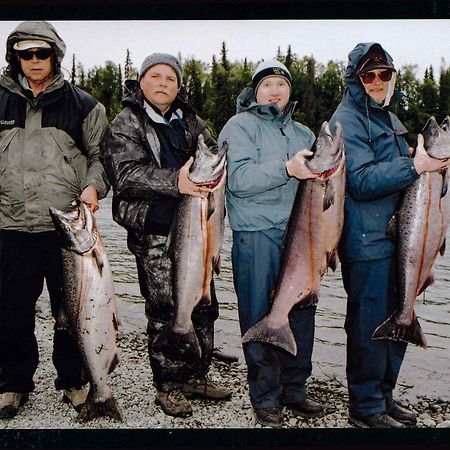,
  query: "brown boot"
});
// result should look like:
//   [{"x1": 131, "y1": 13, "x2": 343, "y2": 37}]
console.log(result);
[
  {"x1": 155, "y1": 389, "x2": 192, "y2": 417},
  {"x1": 62, "y1": 384, "x2": 89, "y2": 412},
  {"x1": 0, "y1": 392, "x2": 29, "y2": 419},
  {"x1": 182, "y1": 376, "x2": 232, "y2": 400}
]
